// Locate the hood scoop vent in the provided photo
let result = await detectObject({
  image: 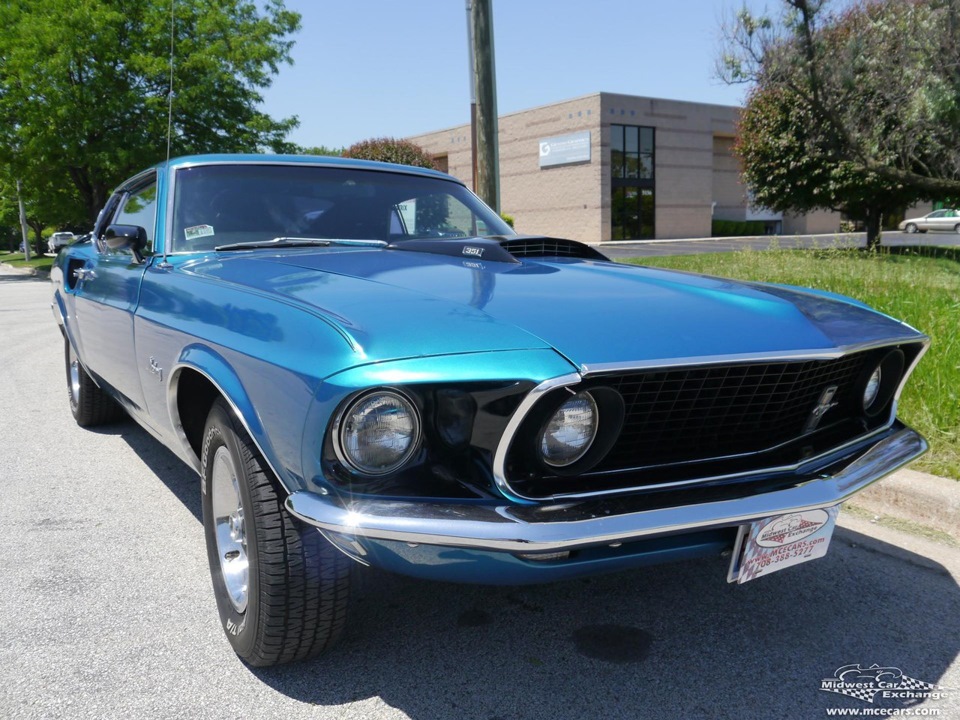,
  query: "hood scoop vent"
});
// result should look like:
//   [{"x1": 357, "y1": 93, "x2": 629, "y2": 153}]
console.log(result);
[
  {"x1": 499, "y1": 236, "x2": 610, "y2": 261},
  {"x1": 385, "y1": 235, "x2": 610, "y2": 264}
]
